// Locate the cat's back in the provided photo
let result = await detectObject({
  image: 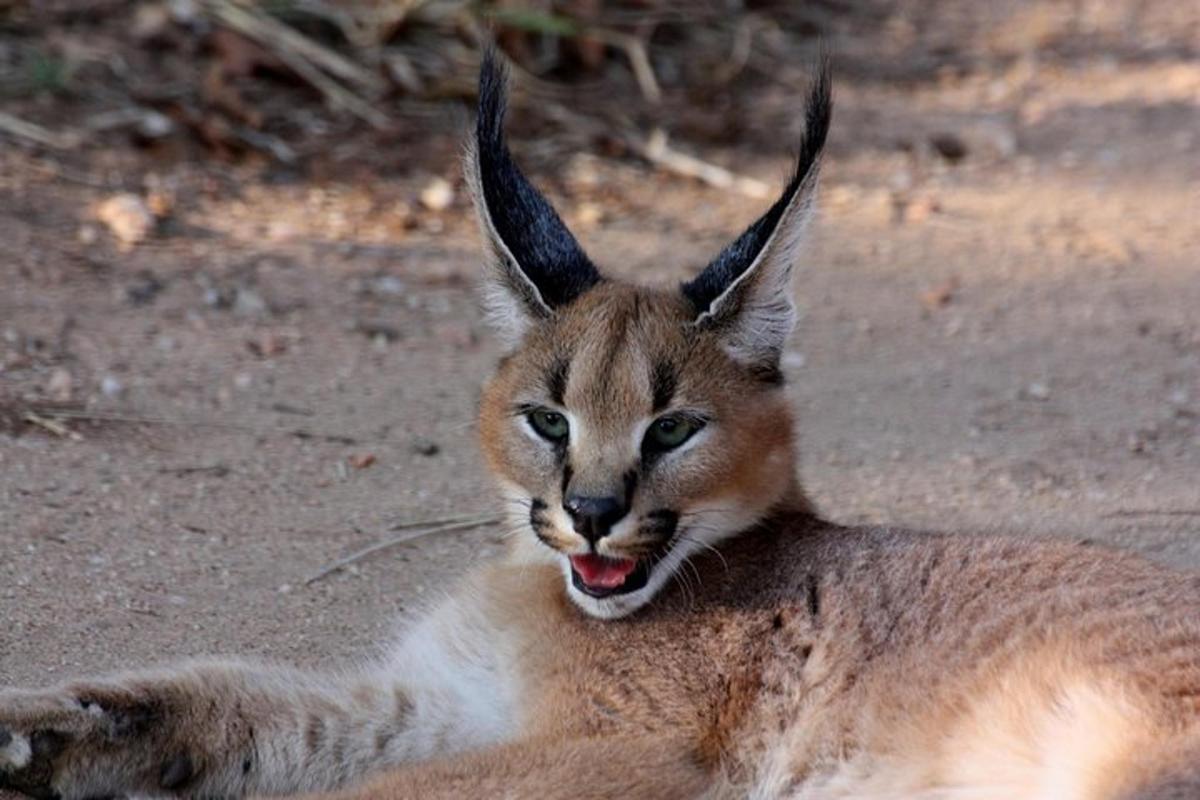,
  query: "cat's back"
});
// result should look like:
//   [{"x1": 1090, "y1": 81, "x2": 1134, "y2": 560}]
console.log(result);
[{"x1": 692, "y1": 522, "x2": 1200, "y2": 791}]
